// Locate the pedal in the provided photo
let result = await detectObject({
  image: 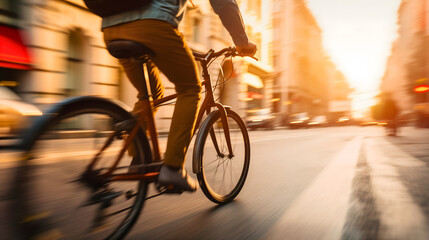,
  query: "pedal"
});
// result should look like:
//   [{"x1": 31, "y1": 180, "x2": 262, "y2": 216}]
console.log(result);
[
  {"x1": 164, "y1": 184, "x2": 184, "y2": 194},
  {"x1": 155, "y1": 183, "x2": 184, "y2": 194}
]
